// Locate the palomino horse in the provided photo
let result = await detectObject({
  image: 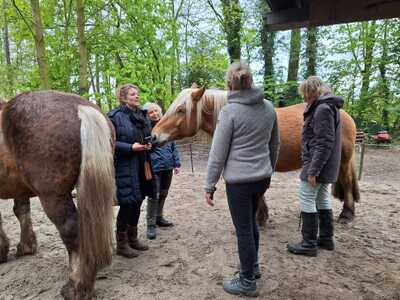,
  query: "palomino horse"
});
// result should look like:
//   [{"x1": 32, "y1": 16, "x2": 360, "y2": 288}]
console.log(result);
[
  {"x1": 151, "y1": 87, "x2": 360, "y2": 224},
  {"x1": 0, "y1": 91, "x2": 115, "y2": 299}
]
